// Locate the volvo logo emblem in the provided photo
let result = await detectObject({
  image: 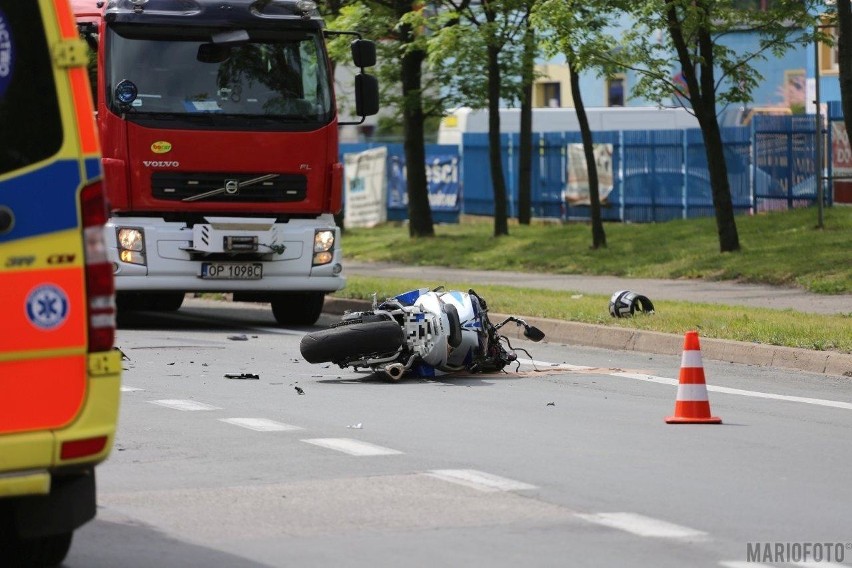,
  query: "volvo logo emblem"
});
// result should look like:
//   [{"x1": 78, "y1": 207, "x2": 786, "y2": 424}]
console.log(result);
[{"x1": 224, "y1": 179, "x2": 240, "y2": 194}]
